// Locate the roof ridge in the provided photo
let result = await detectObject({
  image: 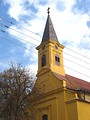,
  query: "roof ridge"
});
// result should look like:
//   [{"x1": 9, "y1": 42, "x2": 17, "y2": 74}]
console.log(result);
[{"x1": 66, "y1": 74, "x2": 90, "y2": 83}]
